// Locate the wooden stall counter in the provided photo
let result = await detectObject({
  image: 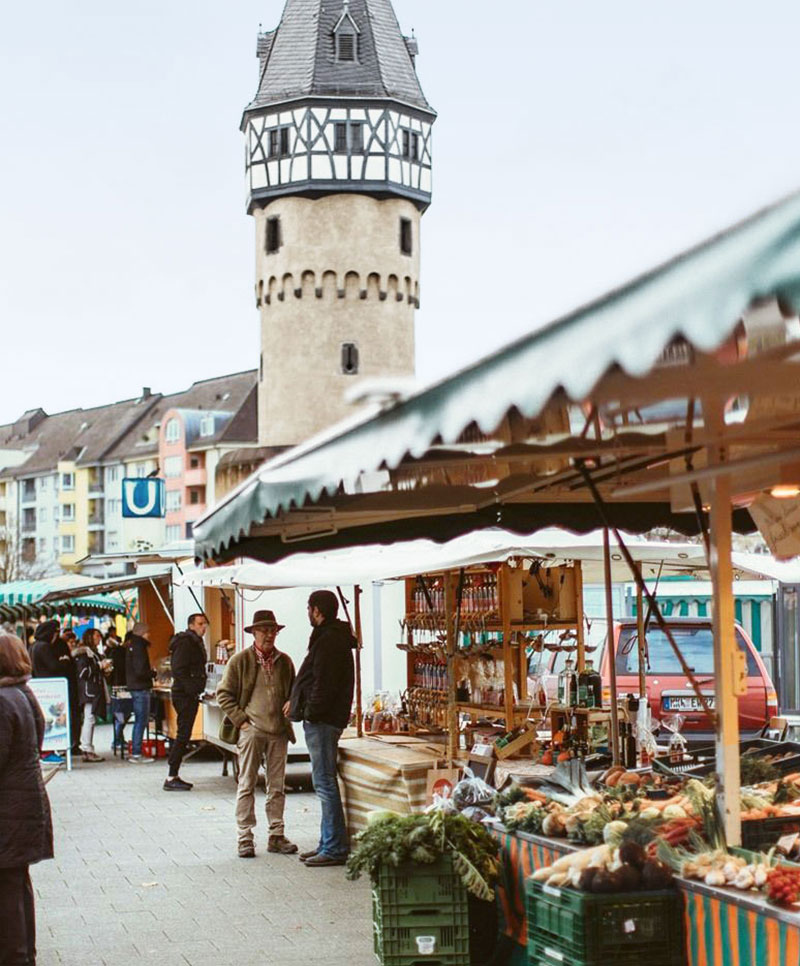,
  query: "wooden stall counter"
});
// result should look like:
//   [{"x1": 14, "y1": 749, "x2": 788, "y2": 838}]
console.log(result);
[
  {"x1": 155, "y1": 688, "x2": 205, "y2": 742},
  {"x1": 338, "y1": 735, "x2": 445, "y2": 836}
]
